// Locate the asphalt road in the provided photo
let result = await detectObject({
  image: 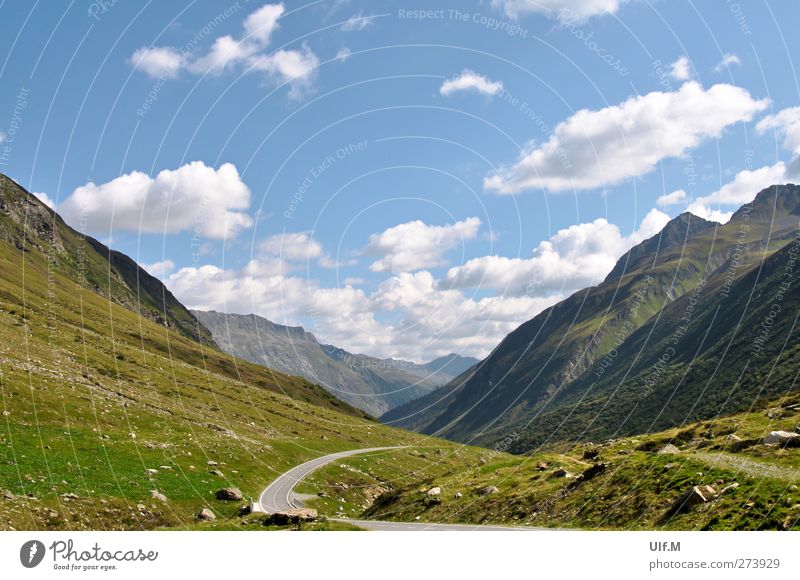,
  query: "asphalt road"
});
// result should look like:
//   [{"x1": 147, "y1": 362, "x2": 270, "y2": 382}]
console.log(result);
[{"x1": 258, "y1": 446, "x2": 539, "y2": 531}]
